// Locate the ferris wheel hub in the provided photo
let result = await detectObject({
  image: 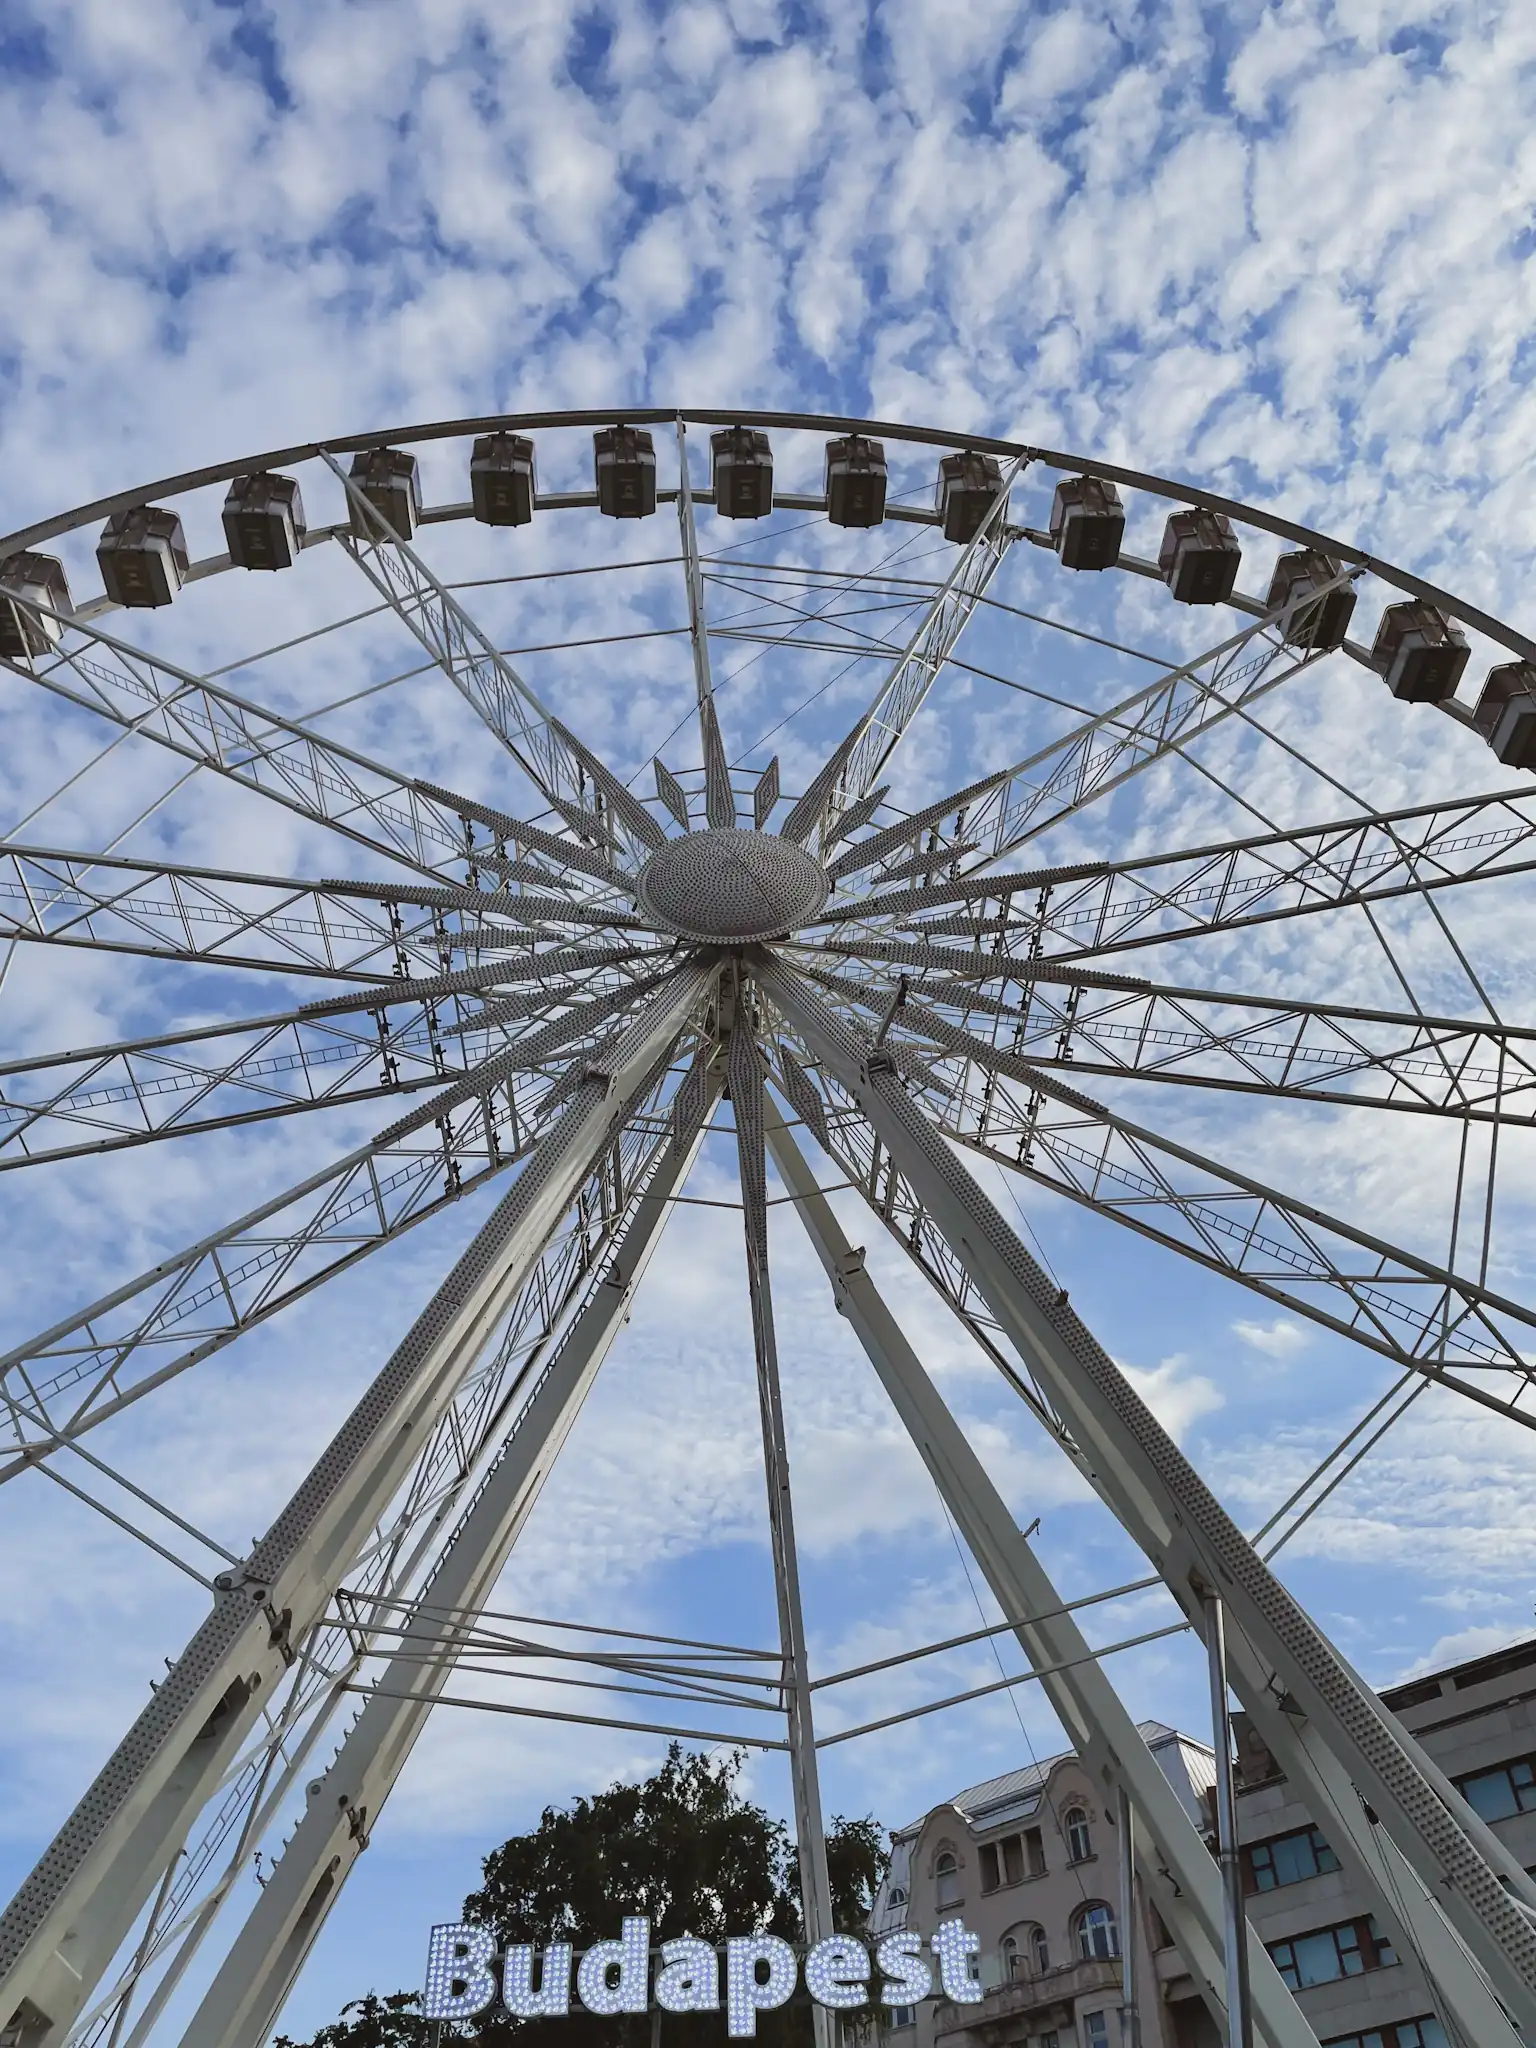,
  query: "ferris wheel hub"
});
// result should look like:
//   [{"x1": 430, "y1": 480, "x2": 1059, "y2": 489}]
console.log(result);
[{"x1": 635, "y1": 827, "x2": 829, "y2": 942}]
